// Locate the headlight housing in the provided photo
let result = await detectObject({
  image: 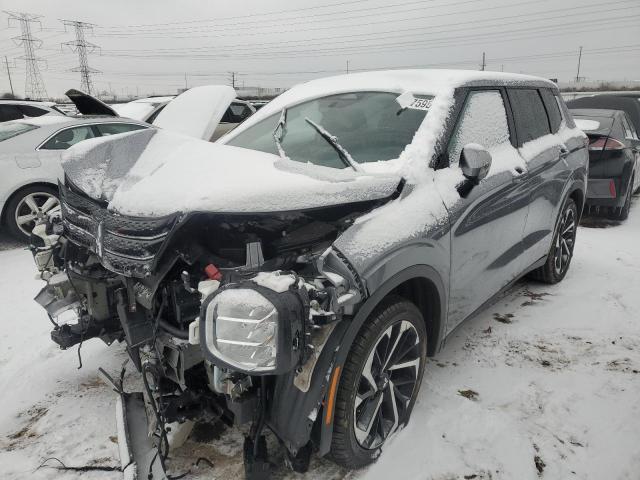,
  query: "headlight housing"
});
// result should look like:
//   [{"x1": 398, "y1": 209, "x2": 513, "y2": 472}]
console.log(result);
[{"x1": 200, "y1": 282, "x2": 307, "y2": 374}]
